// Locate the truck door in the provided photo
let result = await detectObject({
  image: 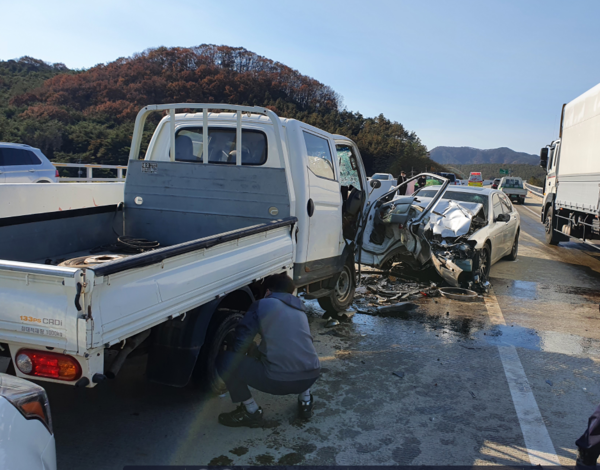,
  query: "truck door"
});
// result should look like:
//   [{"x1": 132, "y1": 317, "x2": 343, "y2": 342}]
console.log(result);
[
  {"x1": 303, "y1": 130, "x2": 344, "y2": 266},
  {"x1": 335, "y1": 142, "x2": 367, "y2": 241},
  {"x1": 546, "y1": 142, "x2": 560, "y2": 195}
]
